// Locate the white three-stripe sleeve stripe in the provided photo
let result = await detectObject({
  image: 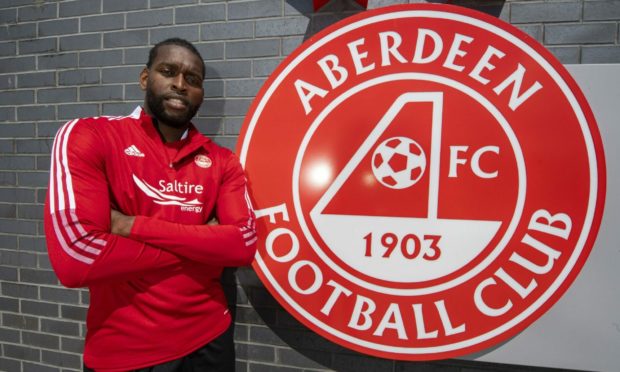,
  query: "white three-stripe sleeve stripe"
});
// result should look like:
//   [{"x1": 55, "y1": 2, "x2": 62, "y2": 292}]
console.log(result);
[
  {"x1": 58, "y1": 121, "x2": 105, "y2": 249},
  {"x1": 243, "y1": 186, "x2": 255, "y2": 228},
  {"x1": 58, "y1": 210, "x2": 101, "y2": 255},
  {"x1": 61, "y1": 119, "x2": 77, "y2": 209},
  {"x1": 50, "y1": 120, "x2": 95, "y2": 264},
  {"x1": 58, "y1": 120, "x2": 106, "y2": 252},
  {"x1": 53, "y1": 120, "x2": 104, "y2": 255},
  {"x1": 71, "y1": 210, "x2": 107, "y2": 247},
  {"x1": 241, "y1": 186, "x2": 257, "y2": 246},
  {"x1": 49, "y1": 119, "x2": 67, "y2": 212},
  {"x1": 240, "y1": 227, "x2": 257, "y2": 247},
  {"x1": 49, "y1": 120, "x2": 105, "y2": 264}
]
